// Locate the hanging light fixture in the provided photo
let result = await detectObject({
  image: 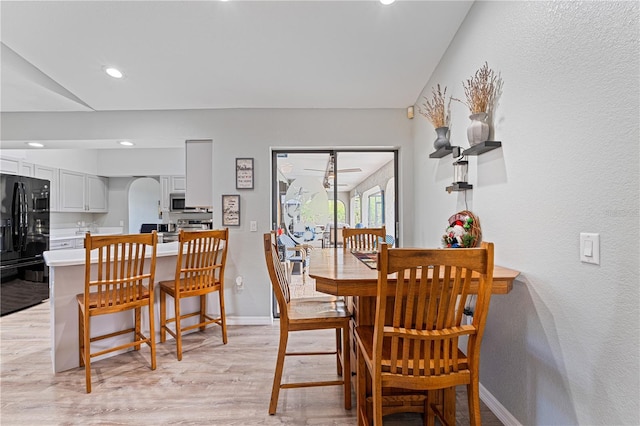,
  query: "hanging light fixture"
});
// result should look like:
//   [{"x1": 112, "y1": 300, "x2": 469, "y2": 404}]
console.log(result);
[{"x1": 446, "y1": 157, "x2": 472, "y2": 193}]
